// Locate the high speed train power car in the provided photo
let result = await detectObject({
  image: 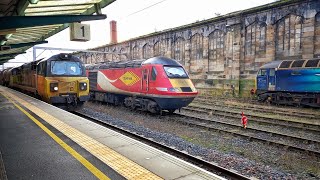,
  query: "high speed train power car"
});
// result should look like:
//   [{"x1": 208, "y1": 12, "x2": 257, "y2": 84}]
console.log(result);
[
  {"x1": 86, "y1": 56, "x2": 198, "y2": 114},
  {"x1": 1, "y1": 53, "x2": 89, "y2": 110},
  {"x1": 256, "y1": 58, "x2": 320, "y2": 107}
]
